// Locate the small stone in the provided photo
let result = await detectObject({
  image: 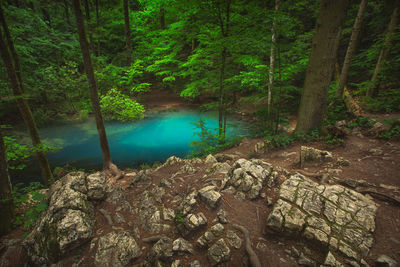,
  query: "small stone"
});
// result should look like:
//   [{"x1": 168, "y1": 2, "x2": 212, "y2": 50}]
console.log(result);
[
  {"x1": 199, "y1": 186, "x2": 221, "y2": 209},
  {"x1": 171, "y1": 260, "x2": 183, "y2": 267},
  {"x1": 298, "y1": 252, "x2": 316, "y2": 266},
  {"x1": 300, "y1": 146, "x2": 333, "y2": 168},
  {"x1": 162, "y1": 208, "x2": 175, "y2": 221},
  {"x1": 226, "y1": 230, "x2": 242, "y2": 249},
  {"x1": 235, "y1": 192, "x2": 246, "y2": 201},
  {"x1": 172, "y1": 238, "x2": 193, "y2": 254},
  {"x1": 207, "y1": 239, "x2": 230, "y2": 265},
  {"x1": 376, "y1": 255, "x2": 397, "y2": 267},
  {"x1": 217, "y1": 209, "x2": 228, "y2": 224},
  {"x1": 205, "y1": 154, "x2": 218, "y2": 164},
  {"x1": 178, "y1": 212, "x2": 208, "y2": 236},
  {"x1": 188, "y1": 260, "x2": 201, "y2": 267},
  {"x1": 323, "y1": 252, "x2": 343, "y2": 267},
  {"x1": 146, "y1": 237, "x2": 173, "y2": 263},
  {"x1": 159, "y1": 178, "x2": 171, "y2": 187}
]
